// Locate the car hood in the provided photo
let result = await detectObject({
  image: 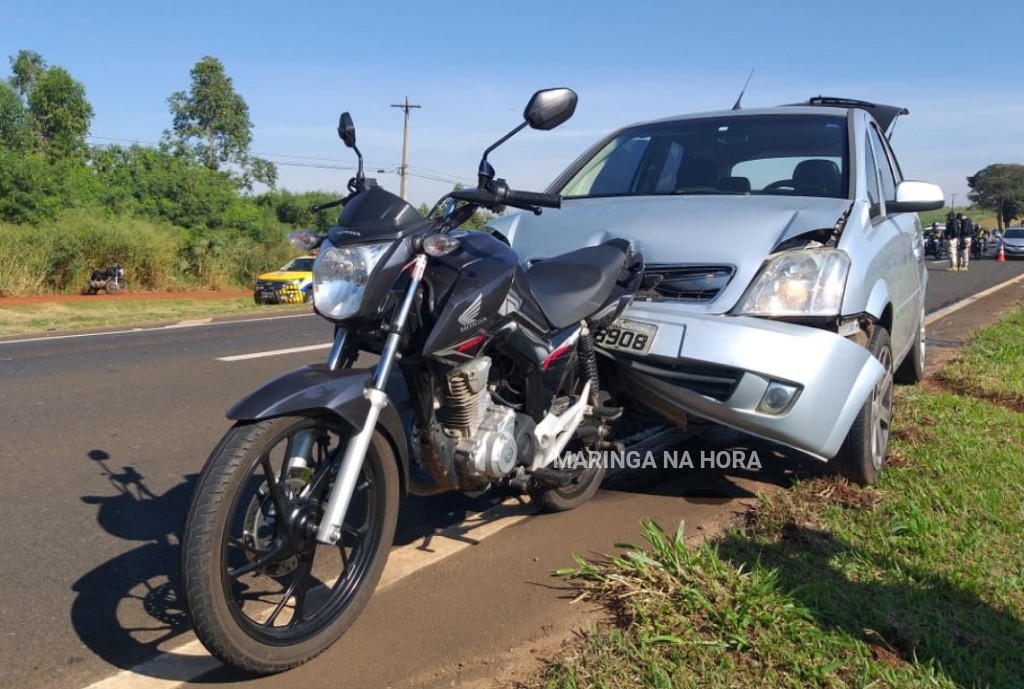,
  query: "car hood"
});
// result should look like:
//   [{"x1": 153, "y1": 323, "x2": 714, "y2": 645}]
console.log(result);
[
  {"x1": 257, "y1": 270, "x2": 311, "y2": 282},
  {"x1": 495, "y1": 194, "x2": 851, "y2": 314}
]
